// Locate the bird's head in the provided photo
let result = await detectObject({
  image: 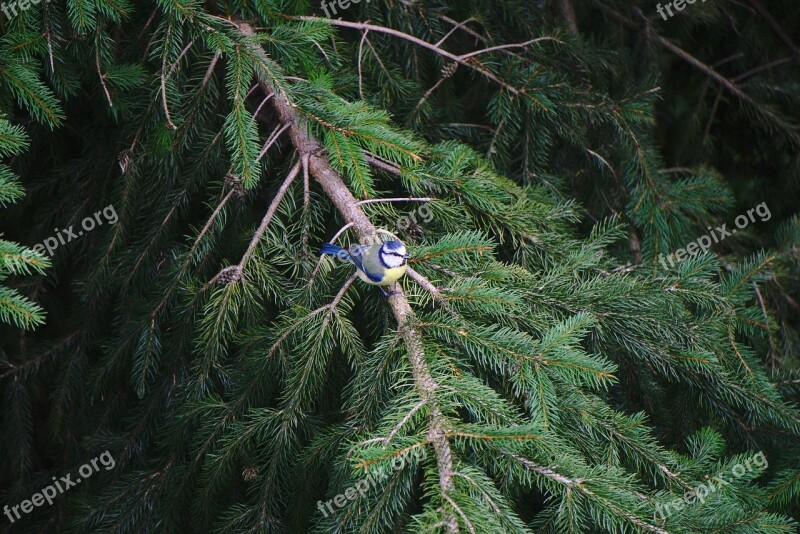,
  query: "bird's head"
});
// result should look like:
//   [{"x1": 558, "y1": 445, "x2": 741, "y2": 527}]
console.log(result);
[{"x1": 380, "y1": 240, "x2": 409, "y2": 267}]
